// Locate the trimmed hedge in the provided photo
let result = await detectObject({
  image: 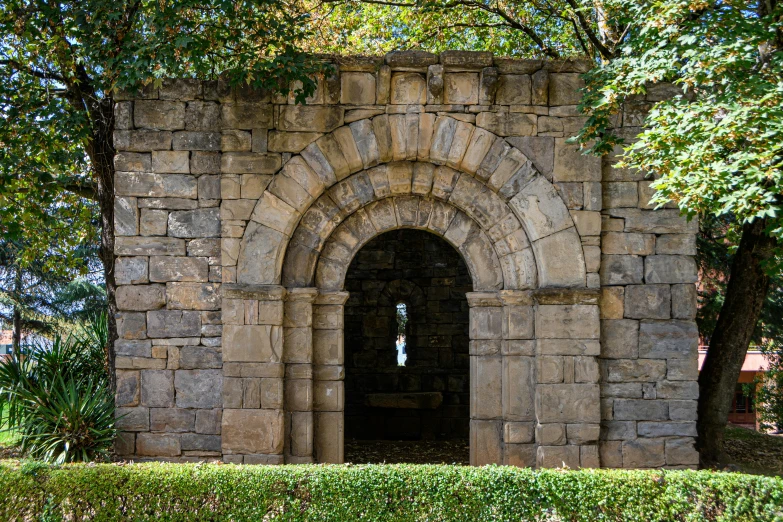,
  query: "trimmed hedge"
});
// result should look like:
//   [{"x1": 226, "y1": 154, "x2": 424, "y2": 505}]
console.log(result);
[{"x1": 0, "y1": 462, "x2": 781, "y2": 521}]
